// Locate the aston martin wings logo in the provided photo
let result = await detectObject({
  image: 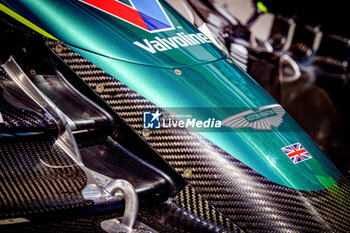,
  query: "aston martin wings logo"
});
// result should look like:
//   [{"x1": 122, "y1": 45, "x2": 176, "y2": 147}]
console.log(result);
[
  {"x1": 222, "y1": 104, "x2": 286, "y2": 130},
  {"x1": 78, "y1": 0, "x2": 175, "y2": 33}
]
